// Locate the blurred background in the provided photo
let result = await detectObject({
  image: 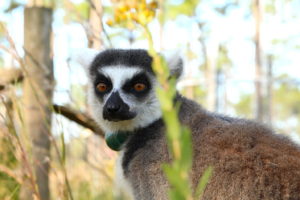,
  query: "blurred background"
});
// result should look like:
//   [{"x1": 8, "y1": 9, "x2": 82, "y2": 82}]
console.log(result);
[{"x1": 0, "y1": 0, "x2": 300, "y2": 199}]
